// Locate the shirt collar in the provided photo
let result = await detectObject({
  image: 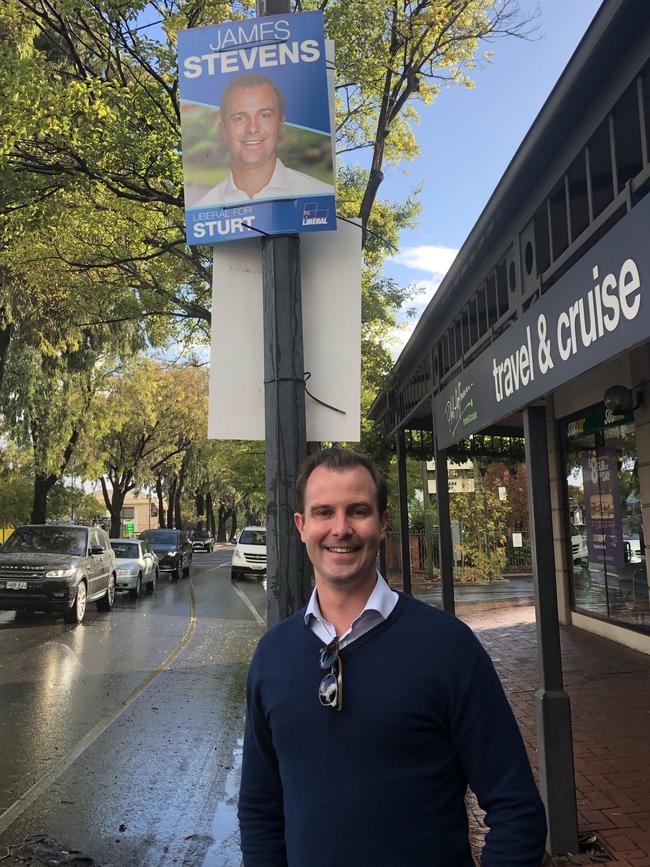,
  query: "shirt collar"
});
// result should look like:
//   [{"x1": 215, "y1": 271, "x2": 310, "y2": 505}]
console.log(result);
[
  {"x1": 225, "y1": 159, "x2": 287, "y2": 199},
  {"x1": 303, "y1": 572, "x2": 394, "y2": 627}
]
